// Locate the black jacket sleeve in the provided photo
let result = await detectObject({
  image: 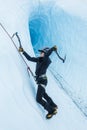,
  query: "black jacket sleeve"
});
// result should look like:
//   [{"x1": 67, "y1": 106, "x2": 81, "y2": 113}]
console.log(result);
[
  {"x1": 23, "y1": 51, "x2": 38, "y2": 62},
  {"x1": 45, "y1": 47, "x2": 54, "y2": 57}
]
